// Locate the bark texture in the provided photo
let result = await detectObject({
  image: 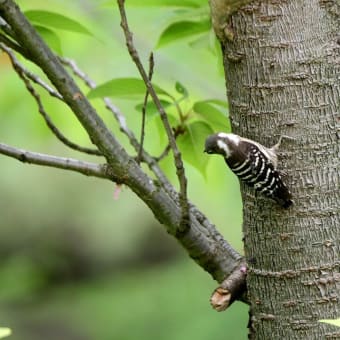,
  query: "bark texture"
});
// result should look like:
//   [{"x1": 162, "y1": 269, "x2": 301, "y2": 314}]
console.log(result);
[{"x1": 212, "y1": 0, "x2": 340, "y2": 338}]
